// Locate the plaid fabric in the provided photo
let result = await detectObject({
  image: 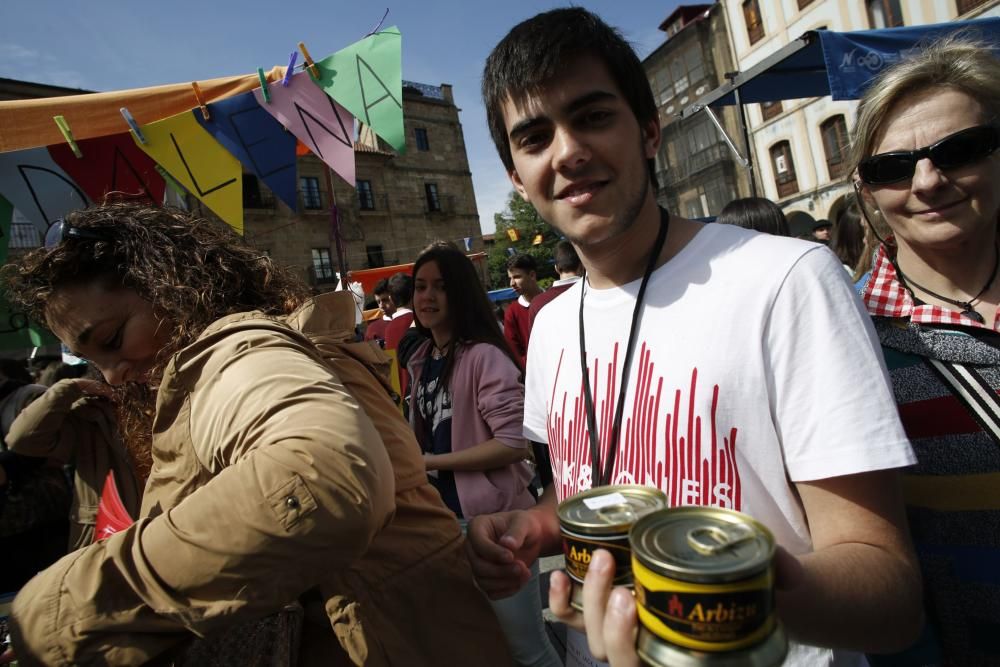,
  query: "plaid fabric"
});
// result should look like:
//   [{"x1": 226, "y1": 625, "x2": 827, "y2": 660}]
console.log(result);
[{"x1": 861, "y1": 243, "x2": 1000, "y2": 331}]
